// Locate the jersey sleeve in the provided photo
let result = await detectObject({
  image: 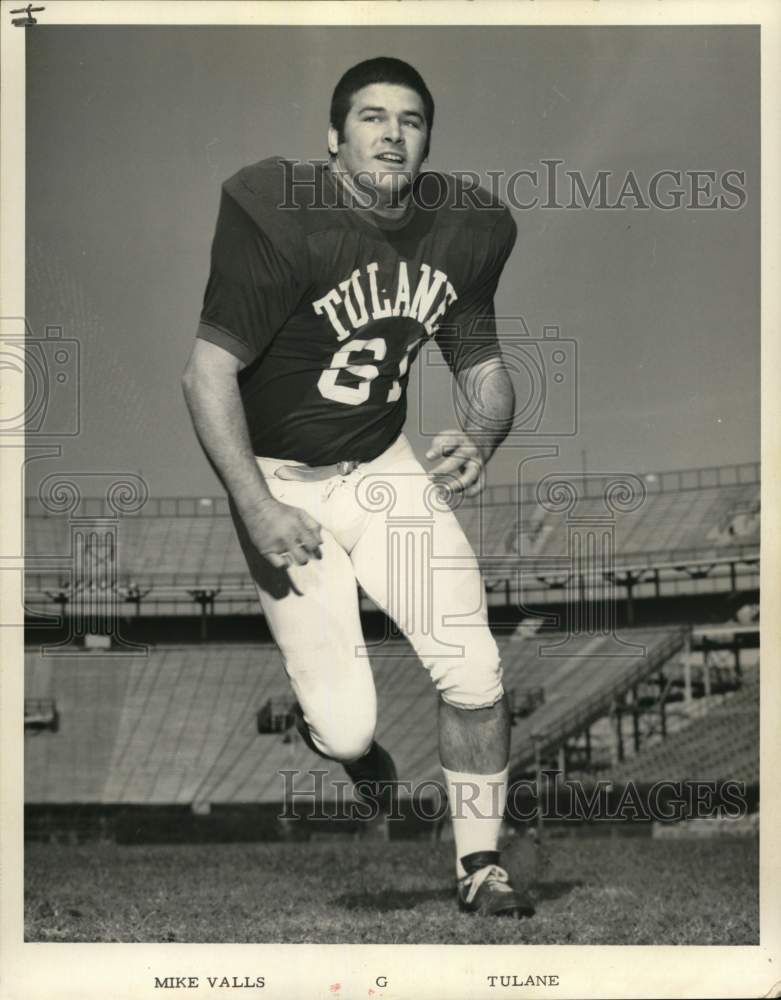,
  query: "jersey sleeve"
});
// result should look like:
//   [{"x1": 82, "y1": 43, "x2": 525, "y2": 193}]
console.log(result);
[
  {"x1": 435, "y1": 206, "x2": 517, "y2": 370},
  {"x1": 197, "y1": 185, "x2": 305, "y2": 368}
]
